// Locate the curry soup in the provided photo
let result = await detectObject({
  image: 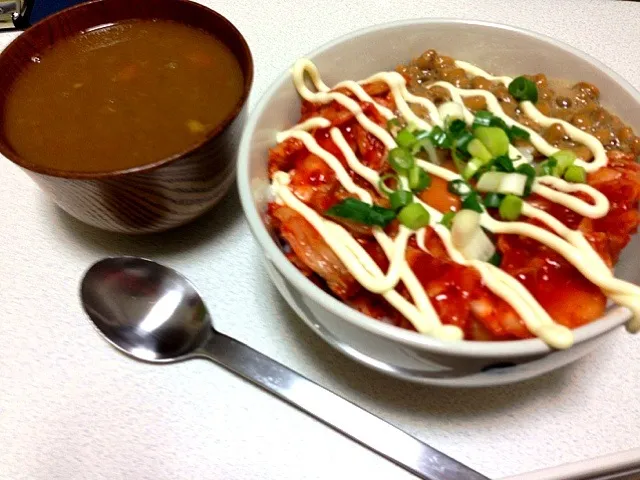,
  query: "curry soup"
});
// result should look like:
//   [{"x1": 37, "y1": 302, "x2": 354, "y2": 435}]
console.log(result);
[{"x1": 2, "y1": 19, "x2": 244, "y2": 173}]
